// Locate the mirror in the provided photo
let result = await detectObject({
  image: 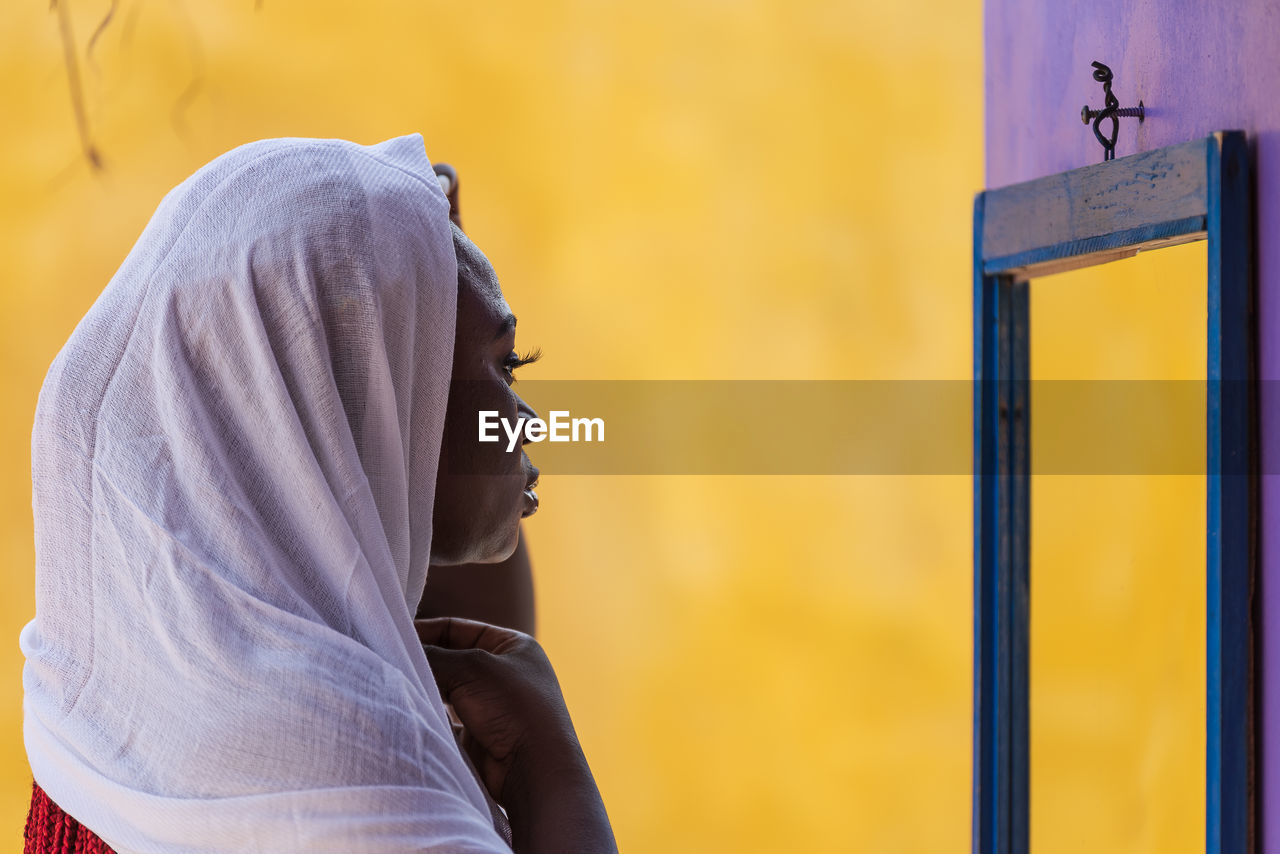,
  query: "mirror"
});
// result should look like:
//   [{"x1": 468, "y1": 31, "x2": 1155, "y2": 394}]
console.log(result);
[
  {"x1": 971, "y1": 133, "x2": 1252, "y2": 854},
  {"x1": 1029, "y1": 241, "x2": 1207, "y2": 851}
]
